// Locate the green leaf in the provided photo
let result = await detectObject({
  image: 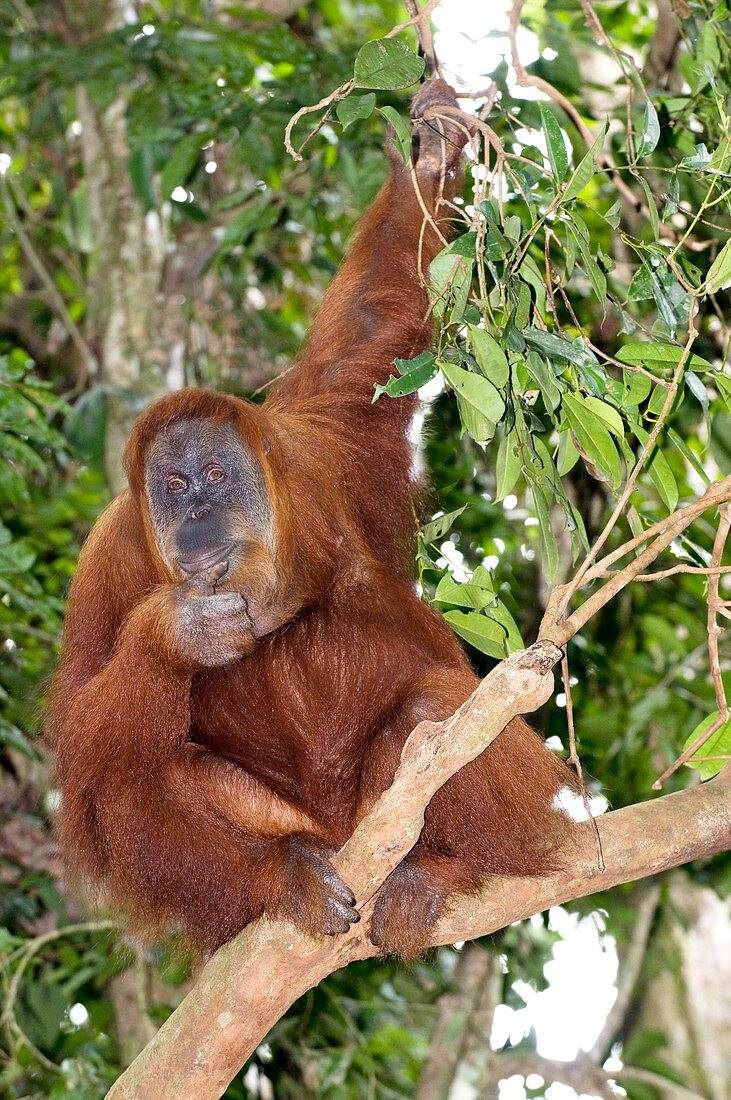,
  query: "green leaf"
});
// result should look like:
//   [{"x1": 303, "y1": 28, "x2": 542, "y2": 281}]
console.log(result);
[
  {"x1": 443, "y1": 610, "x2": 509, "y2": 658},
  {"x1": 635, "y1": 426, "x2": 678, "y2": 511},
  {"x1": 562, "y1": 122, "x2": 607, "y2": 203},
  {"x1": 705, "y1": 238, "x2": 731, "y2": 293},
  {"x1": 353, "y1": 38, "x2": 425, "y2": 90},
  {"x1": 628, "y1": 261, "x2": 654, "y2": 301},
  {"x1": 373, "y1": 351, "x2": 438, "y2": 401},
  {"x1": 495, "y1": 429, "x2": 522, "y2": 501},
  {"x1": 623, "y1": 369, "x2": 652, "y2": 404},
  {"x1": 435, "y1": 571, "x2": 495, "y2": 611},
  {"x1": 682, "y1": 712, "x2": 731, "y2": 780},
  {"x1": 529, "y1": 481, "x2": 559, "y2": 582},
  {"x1": 583, "y1": 395, "x2": 623, "y2": 437},
  {"x1": 469, "y1": 327, "x2": 509, "y2": 387},
  {"x1": 637, "y1": 176, "x2": 659, "y2": 239},
  {"x1": 378, "y1": 105, "x2": 411, "y2": 162},
  {"x1": 567, "y1": 217, "x2": 606, "y2": 302},
  {"x1": 564, "y1": 393, "x2": 622, "y2": 487},
  {"x1": 161, "y1": 132, "x2": 203, "y2": 199},
  {"x1": 421, "y1": 506, "x2": 467, "y2": 544},
  {"x1": 0, "y1": 719, "x2": 35, "y2": 759},
  {"x1": 336, "y1": 93, "x2": 376, "y2": 130},
  {"x1": 440, "y1": 361, "x2": 506, "y2": 424},
  {"x1": 525, "y1": 351, "x2": 563, "y2": 412},
  {"x1": 680, "y1": 142, "x2": 711, "y2": 169},
  {"x1": 616, "y1": 342, "x2": 712, "y2": 373},
  {"x1": 524, "y1": 328, "x2": 594, "y2": 368},
  {"x1": 556, "y1": 429, "x2": 580, "y2": 475},
  {"x1": 488, "y1": 600, "x2": 524, "y2": 653},
  {"x1": 667, "y1": 427, "x2": 710, "y2": 486},
  {"x1": 539, "y1": 103, "x2": 568, "y2": 182},
  {"x1": 636, "y1": 101, "x2": 660, "y2": 157}
]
